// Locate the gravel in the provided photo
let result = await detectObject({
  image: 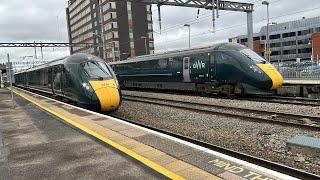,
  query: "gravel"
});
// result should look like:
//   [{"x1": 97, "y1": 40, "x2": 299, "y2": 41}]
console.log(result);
[
  {"x1": 122, "y1": 90, "x2": 320, "y2": 116},
  {"x1": 111, "y1": 90, "x2": 320, "y2": 175}
]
